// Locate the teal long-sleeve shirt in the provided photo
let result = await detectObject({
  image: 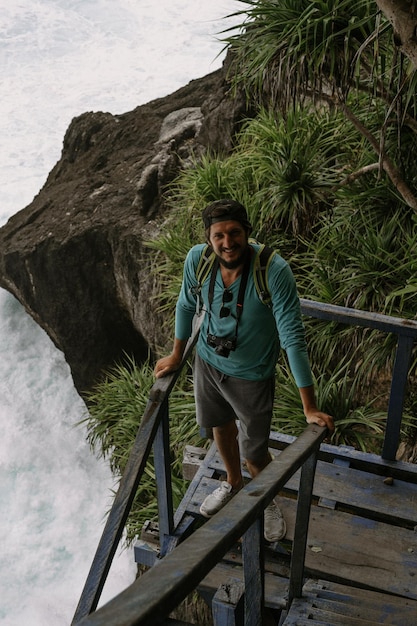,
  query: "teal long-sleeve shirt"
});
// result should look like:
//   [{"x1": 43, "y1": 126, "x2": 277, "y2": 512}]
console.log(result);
[{"x1": 175, "y1": 243, "x2": 313, "y2": 386}]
